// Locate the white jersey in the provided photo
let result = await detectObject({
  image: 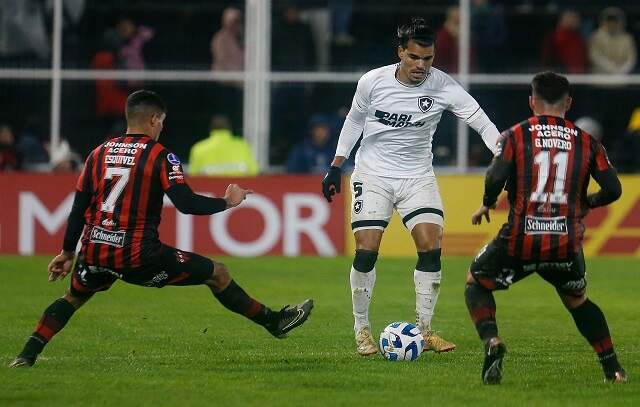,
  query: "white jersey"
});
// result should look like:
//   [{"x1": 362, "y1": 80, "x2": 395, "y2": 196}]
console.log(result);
[{"x1": 335, "y1": 64, "x2": 500, "y2": 178}]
